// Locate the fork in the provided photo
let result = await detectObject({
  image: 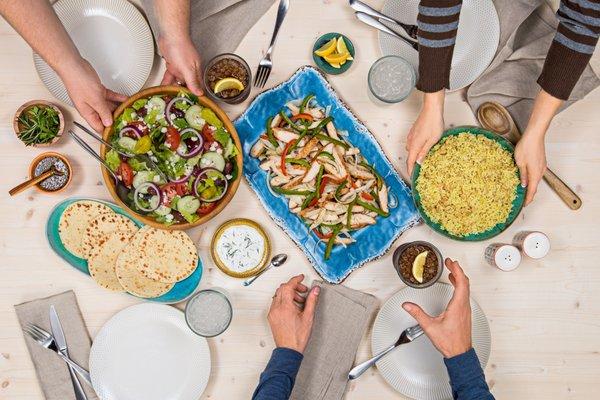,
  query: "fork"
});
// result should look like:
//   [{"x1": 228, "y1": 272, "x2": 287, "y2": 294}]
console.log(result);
[
  {"x1": 254, "y1": 0, "x2": 290, "y2": 88},
  {"x1": 23, "y1": 323, "x2": 93, "y2": 388}
]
